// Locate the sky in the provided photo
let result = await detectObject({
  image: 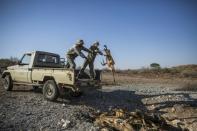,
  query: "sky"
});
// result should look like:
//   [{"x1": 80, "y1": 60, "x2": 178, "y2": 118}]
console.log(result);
[{"x1": 0, "y1": 0, "x2": 197, "y2": 69}]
